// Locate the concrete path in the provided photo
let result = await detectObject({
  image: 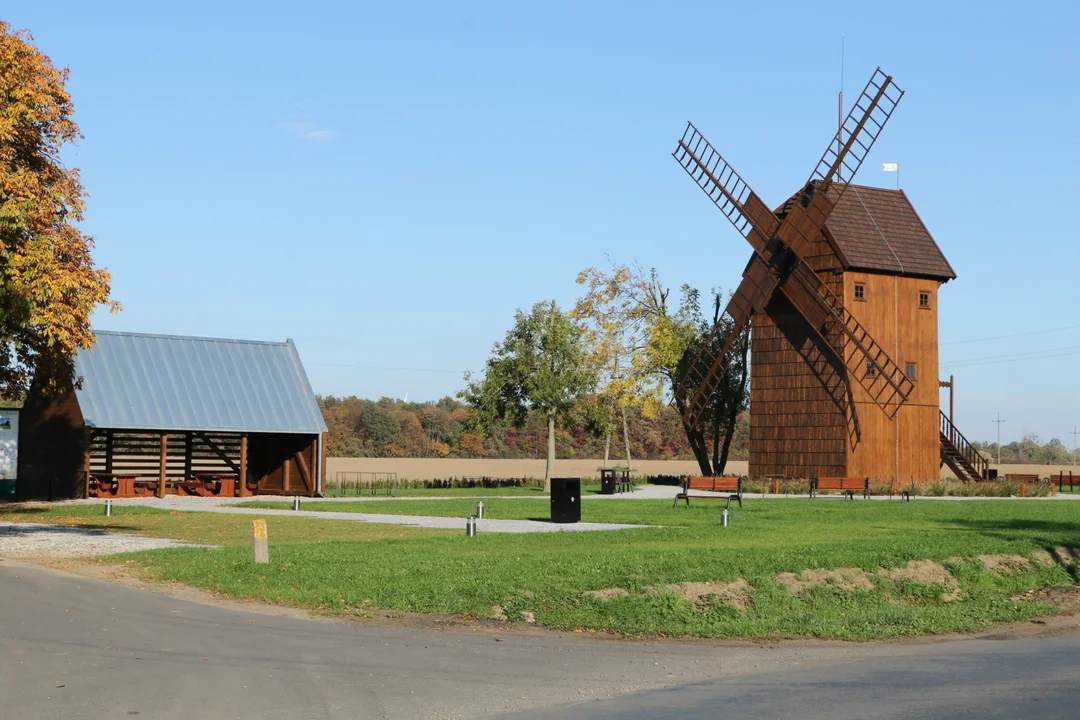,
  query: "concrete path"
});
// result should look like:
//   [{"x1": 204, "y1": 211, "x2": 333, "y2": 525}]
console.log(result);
[
  {"x1": 55, "y1": 496, "x2": 654, "y2": 534},
  {"x1": 3, "y1": 560, "x2": 1079, "y2": 719}
]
